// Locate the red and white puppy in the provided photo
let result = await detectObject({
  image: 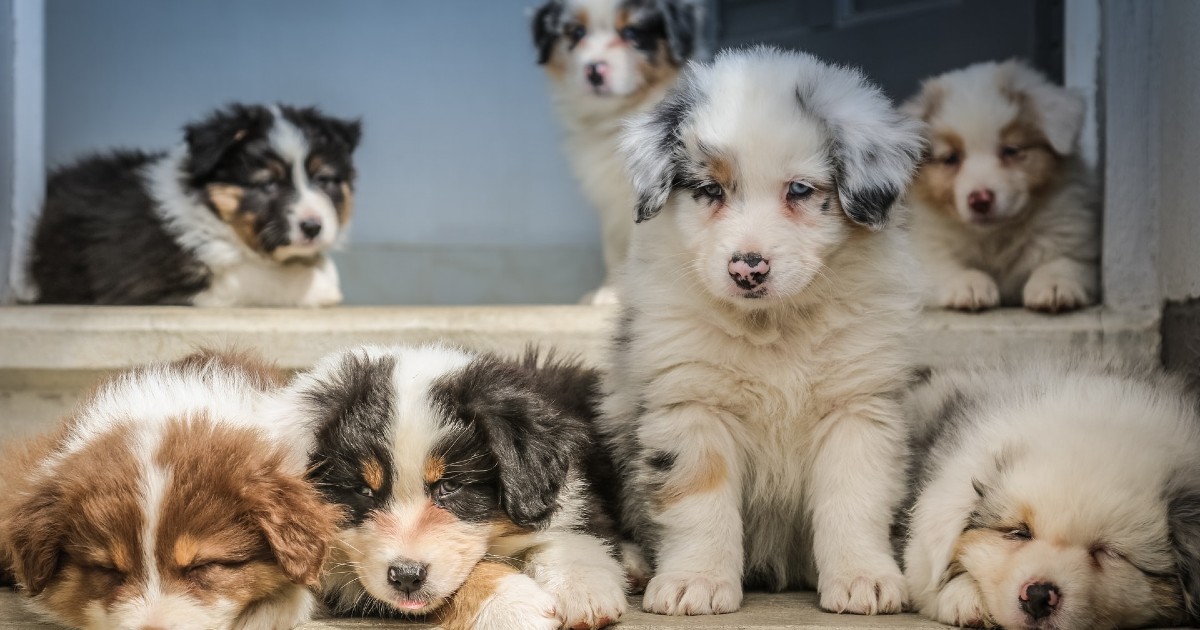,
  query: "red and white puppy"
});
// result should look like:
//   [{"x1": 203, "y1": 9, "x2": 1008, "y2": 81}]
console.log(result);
[
  {"x1": 904, "y1": 60, "x2": 1099, "y2": 313},
  {"x1": 0, "y1": 350, "x2": 338, "y2": 630}
]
